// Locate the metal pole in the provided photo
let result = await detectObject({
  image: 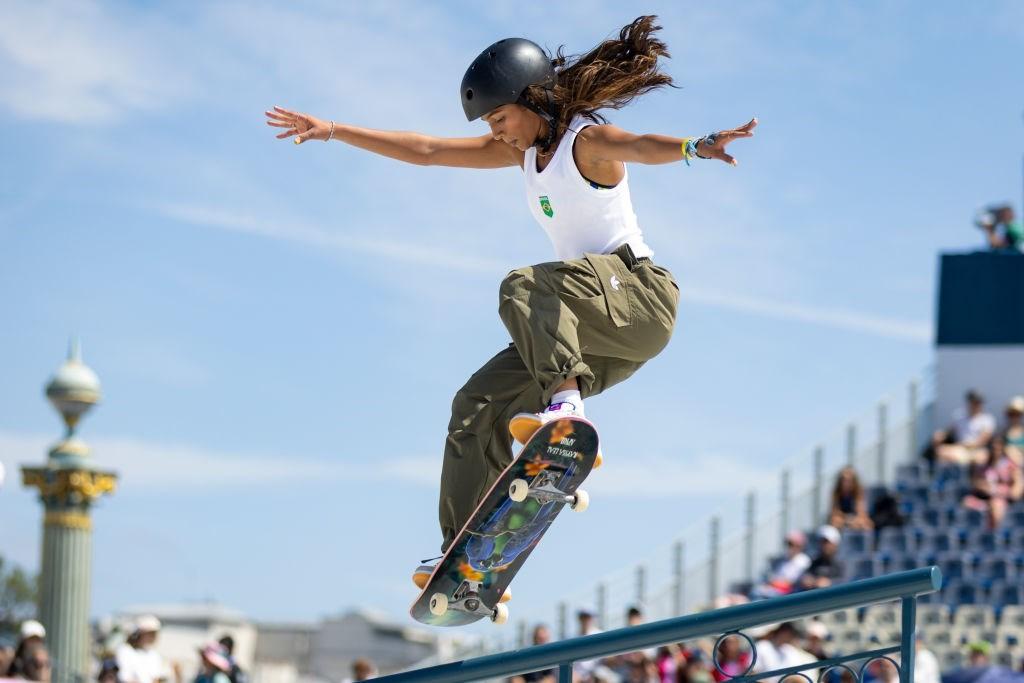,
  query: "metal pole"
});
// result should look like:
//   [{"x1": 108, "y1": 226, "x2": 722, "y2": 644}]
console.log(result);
[
  {"x1": 557, "y1": 602, "x2": 567, "y2": 640},
  {"x1": 781, "y1": 469, "x2": 791, "y2": 550},
  {"x1": 597, "y1": 583, "x2": 607, "y2": 631},
  {"x1": 709, "y1": 516, "x2": 720, "y2": 603},
  {"x1": 635, "y1": 565, "x2": 646, "y2": 608},
  {"x1": 846, "y1": 424, "x2": 857, "y2": 468},
  {"x1": 900, "y1": 596, "x2": 918, "y2": 683},
  {"x1": 672, "y1": 541, "x2": 685, "y2": 617},
  {"x1": 745, "y1": 491, "x2": 756, "y2": 583},
  {"x1": 909, "y1": 381, "x2": 919, "y2": 462},
  {"x1": 813, "y1": 446, "x2": 824, "y2": 526},
  {"x1": 879, "y1": 401, "x2": 889, "y2": 485},
  {"x1": 517, "y1": 621, "x2": 527, "y2": 649}
]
